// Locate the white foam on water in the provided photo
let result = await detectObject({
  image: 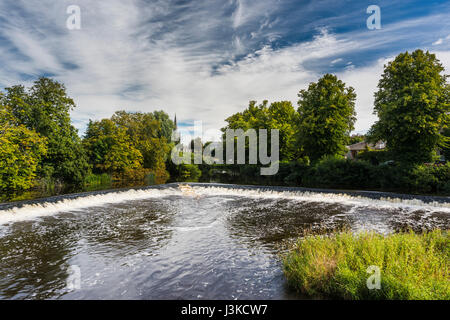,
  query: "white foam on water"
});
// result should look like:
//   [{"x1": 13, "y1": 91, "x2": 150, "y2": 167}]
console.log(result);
[
  {"x1": 0, "y1": 185, "x2": 448, "y2": 226},
  {"x1": 0, "y1": 187, "x2": 182, "y2": 225},
  {"x1": 189, "y1": 186, "x2": 450, "y2": 213}
]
